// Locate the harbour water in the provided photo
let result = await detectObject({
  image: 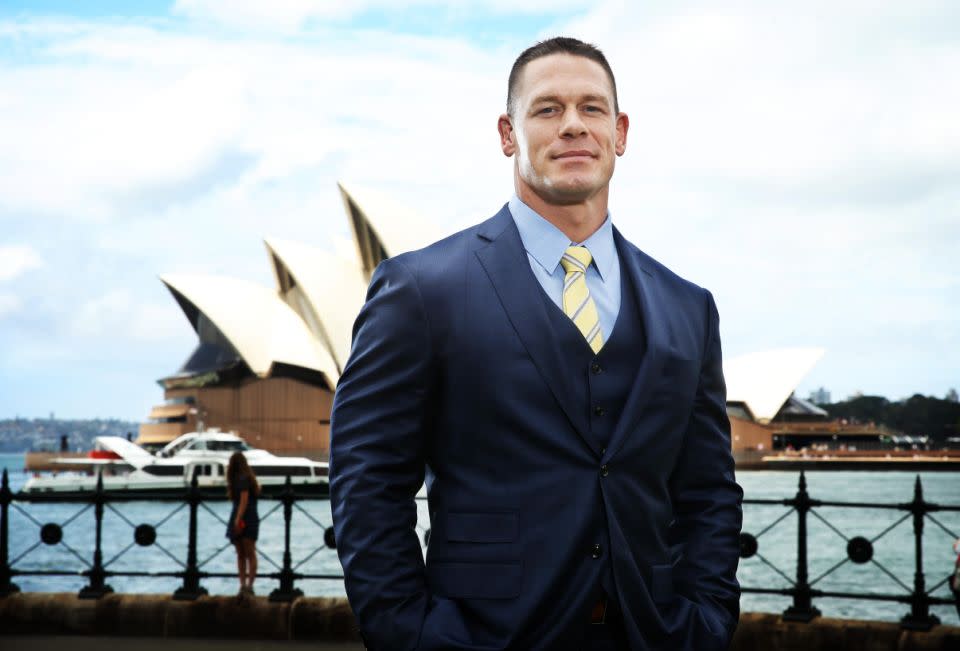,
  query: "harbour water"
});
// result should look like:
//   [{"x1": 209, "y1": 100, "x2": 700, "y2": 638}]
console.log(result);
[{"x1": 2, "y1": 453, "x2": 958, "y2": 625}]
